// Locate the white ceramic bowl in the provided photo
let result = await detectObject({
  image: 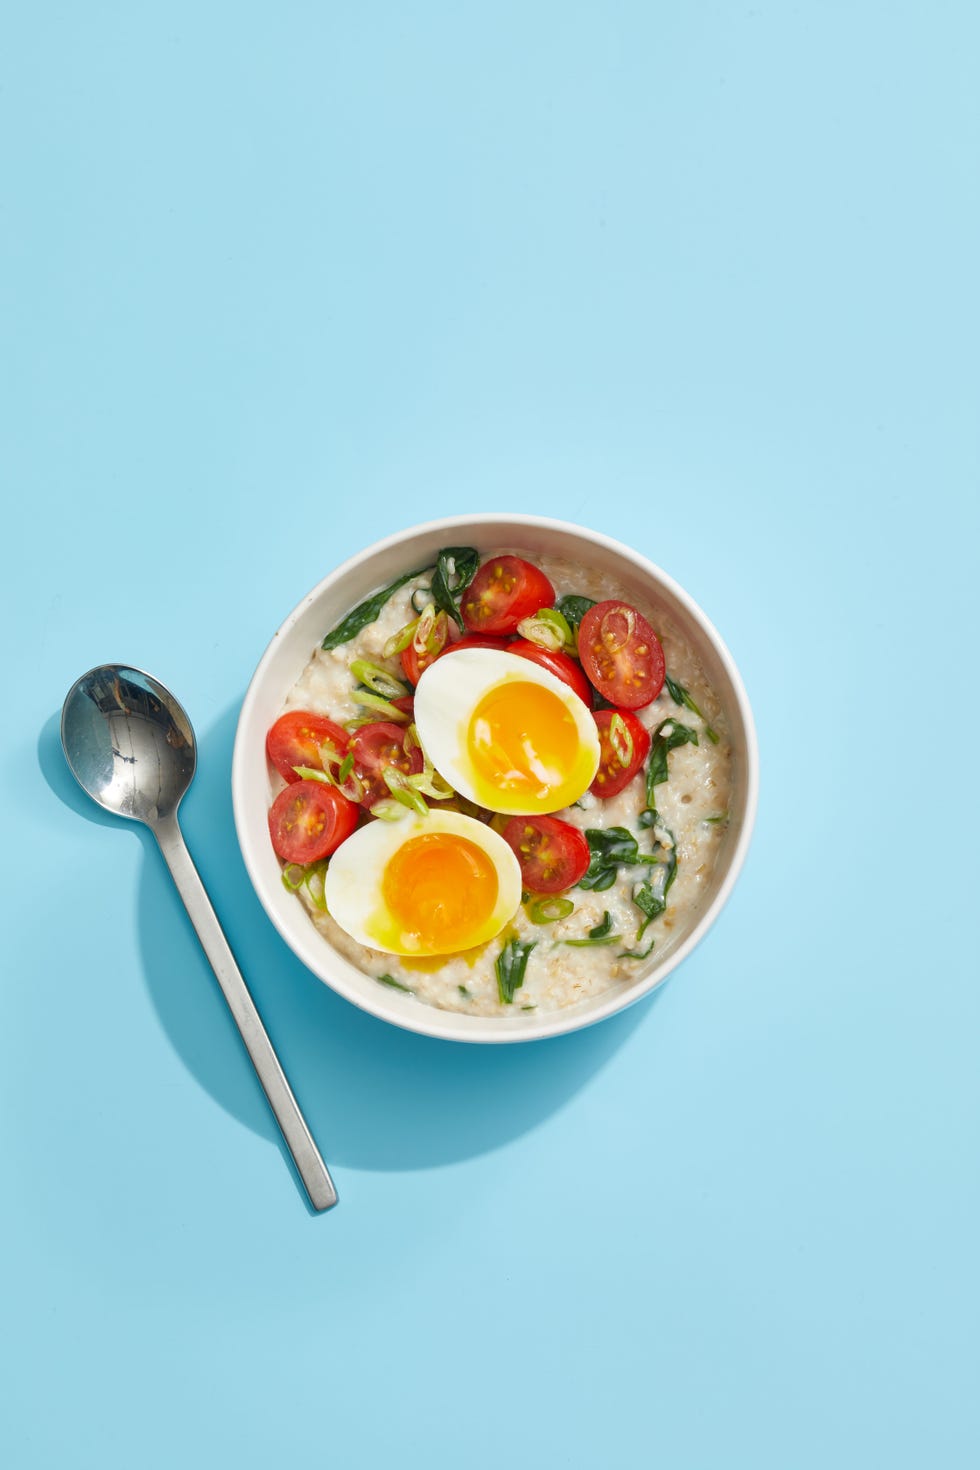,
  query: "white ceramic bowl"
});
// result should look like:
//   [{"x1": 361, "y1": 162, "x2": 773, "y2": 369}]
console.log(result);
[{"x1": 232, "y1": 514, "x2": 758, "y2": 1043}]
